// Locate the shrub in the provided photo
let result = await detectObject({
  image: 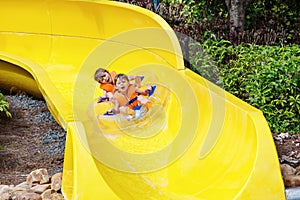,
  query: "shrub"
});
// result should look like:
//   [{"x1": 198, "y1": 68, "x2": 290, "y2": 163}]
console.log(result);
[
  {"x1": 119, "y1": 0, "x2": 300, "y2": 46},
  {"x1": 189, "y1": 36, "x2": 300, "y2": 133},
  {"x1": 116, "y1": 0, "x2": 300, "y2": 134},
  {"x1": 0, "y1": 92, "x2": 12, "y2": 118},
  {"x1": 188, "y1": 31, "x2": 233, "y2": 86}
]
